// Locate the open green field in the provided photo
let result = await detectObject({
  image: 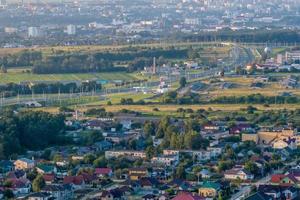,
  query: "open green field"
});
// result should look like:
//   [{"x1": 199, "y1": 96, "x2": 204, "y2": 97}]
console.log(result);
[
  {"x1": 0, "y1": 41, "x2": 233, "y2": 56},
  {"x1": 0, "y1": 71, "x2": 140, "y2": 84},
  {"x1": 37, "y1": 103, "x2": 300, "y2": 116}
]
